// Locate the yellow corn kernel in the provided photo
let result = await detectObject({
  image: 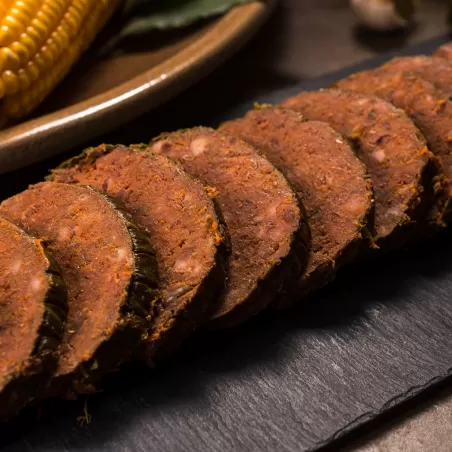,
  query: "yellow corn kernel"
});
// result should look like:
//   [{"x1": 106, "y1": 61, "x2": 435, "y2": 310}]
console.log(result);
[
  {"x1": 32, "y1": 51, "x2": 47, "y2": 71},
  {"x1": 10, "y1": 7, "x2": 32, "y2": 25},
  {"x1": 13, "y1": 2, "x2": 37, "y2": 19},
  {"x1": 18, "y1": 32, "x2": 37, "y2": 54},
  {"x1": 40, "y1": 5, "x2": 58, "y2": 26},
  {"x1": 30, "y1": 17, "x2": 48, "y2": 40},
  {"x1": 10, "y1": 40, "x2": 30, "y2": 65},
  {"x1": 17, "y1": 68, "x2": 30, "y2": 90},
  {"x1": 46, "y1": 36, "x2": 59, "y2": 56},
  {"x1": 3, "y1": 70, "x2": 19, "y2": 95},
  {"x1": 0, "y1": 25, "x2": 15, "y2": 47},
  {"x1": 2, "y1": 16, "x2": 24, "y2": 43},
  {"x1": 0, "y1": 46, "x2": 21, "y2": 71},
  {"x1": 25, "y1": 60, "x2": 39, "y2": 81},
  {"x1": 0, "y1": 0, "x2": 119, "y2": 124}
]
